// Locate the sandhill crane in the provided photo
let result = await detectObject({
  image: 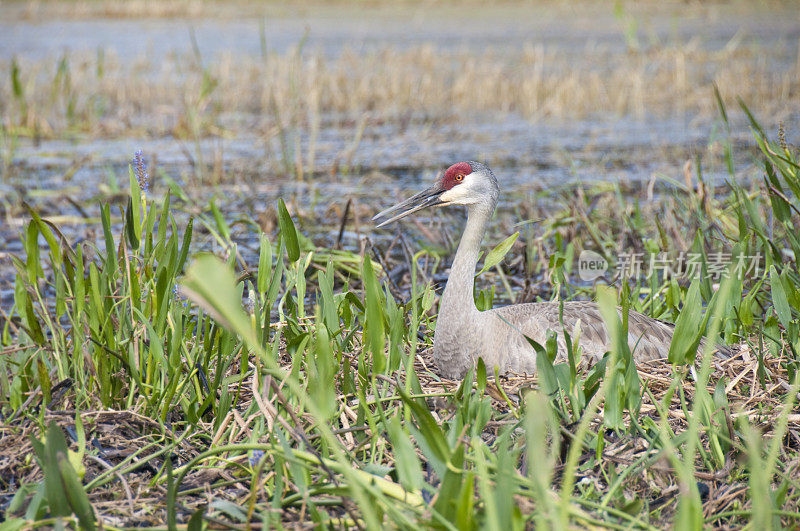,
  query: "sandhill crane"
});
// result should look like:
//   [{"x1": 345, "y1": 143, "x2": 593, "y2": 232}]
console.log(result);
[{"x1": 374, "y1": 161, "x2": 695, "y2": 378}]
